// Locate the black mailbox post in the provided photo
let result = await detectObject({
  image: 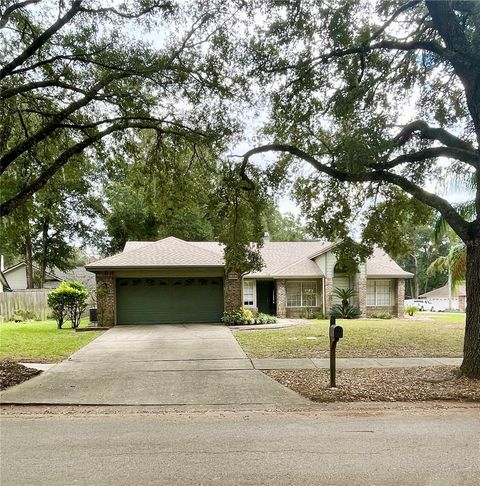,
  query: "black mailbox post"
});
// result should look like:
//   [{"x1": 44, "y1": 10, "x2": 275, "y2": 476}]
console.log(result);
[{"x1": 329, "y1": 316, "x2": 343, "y2": 388}]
